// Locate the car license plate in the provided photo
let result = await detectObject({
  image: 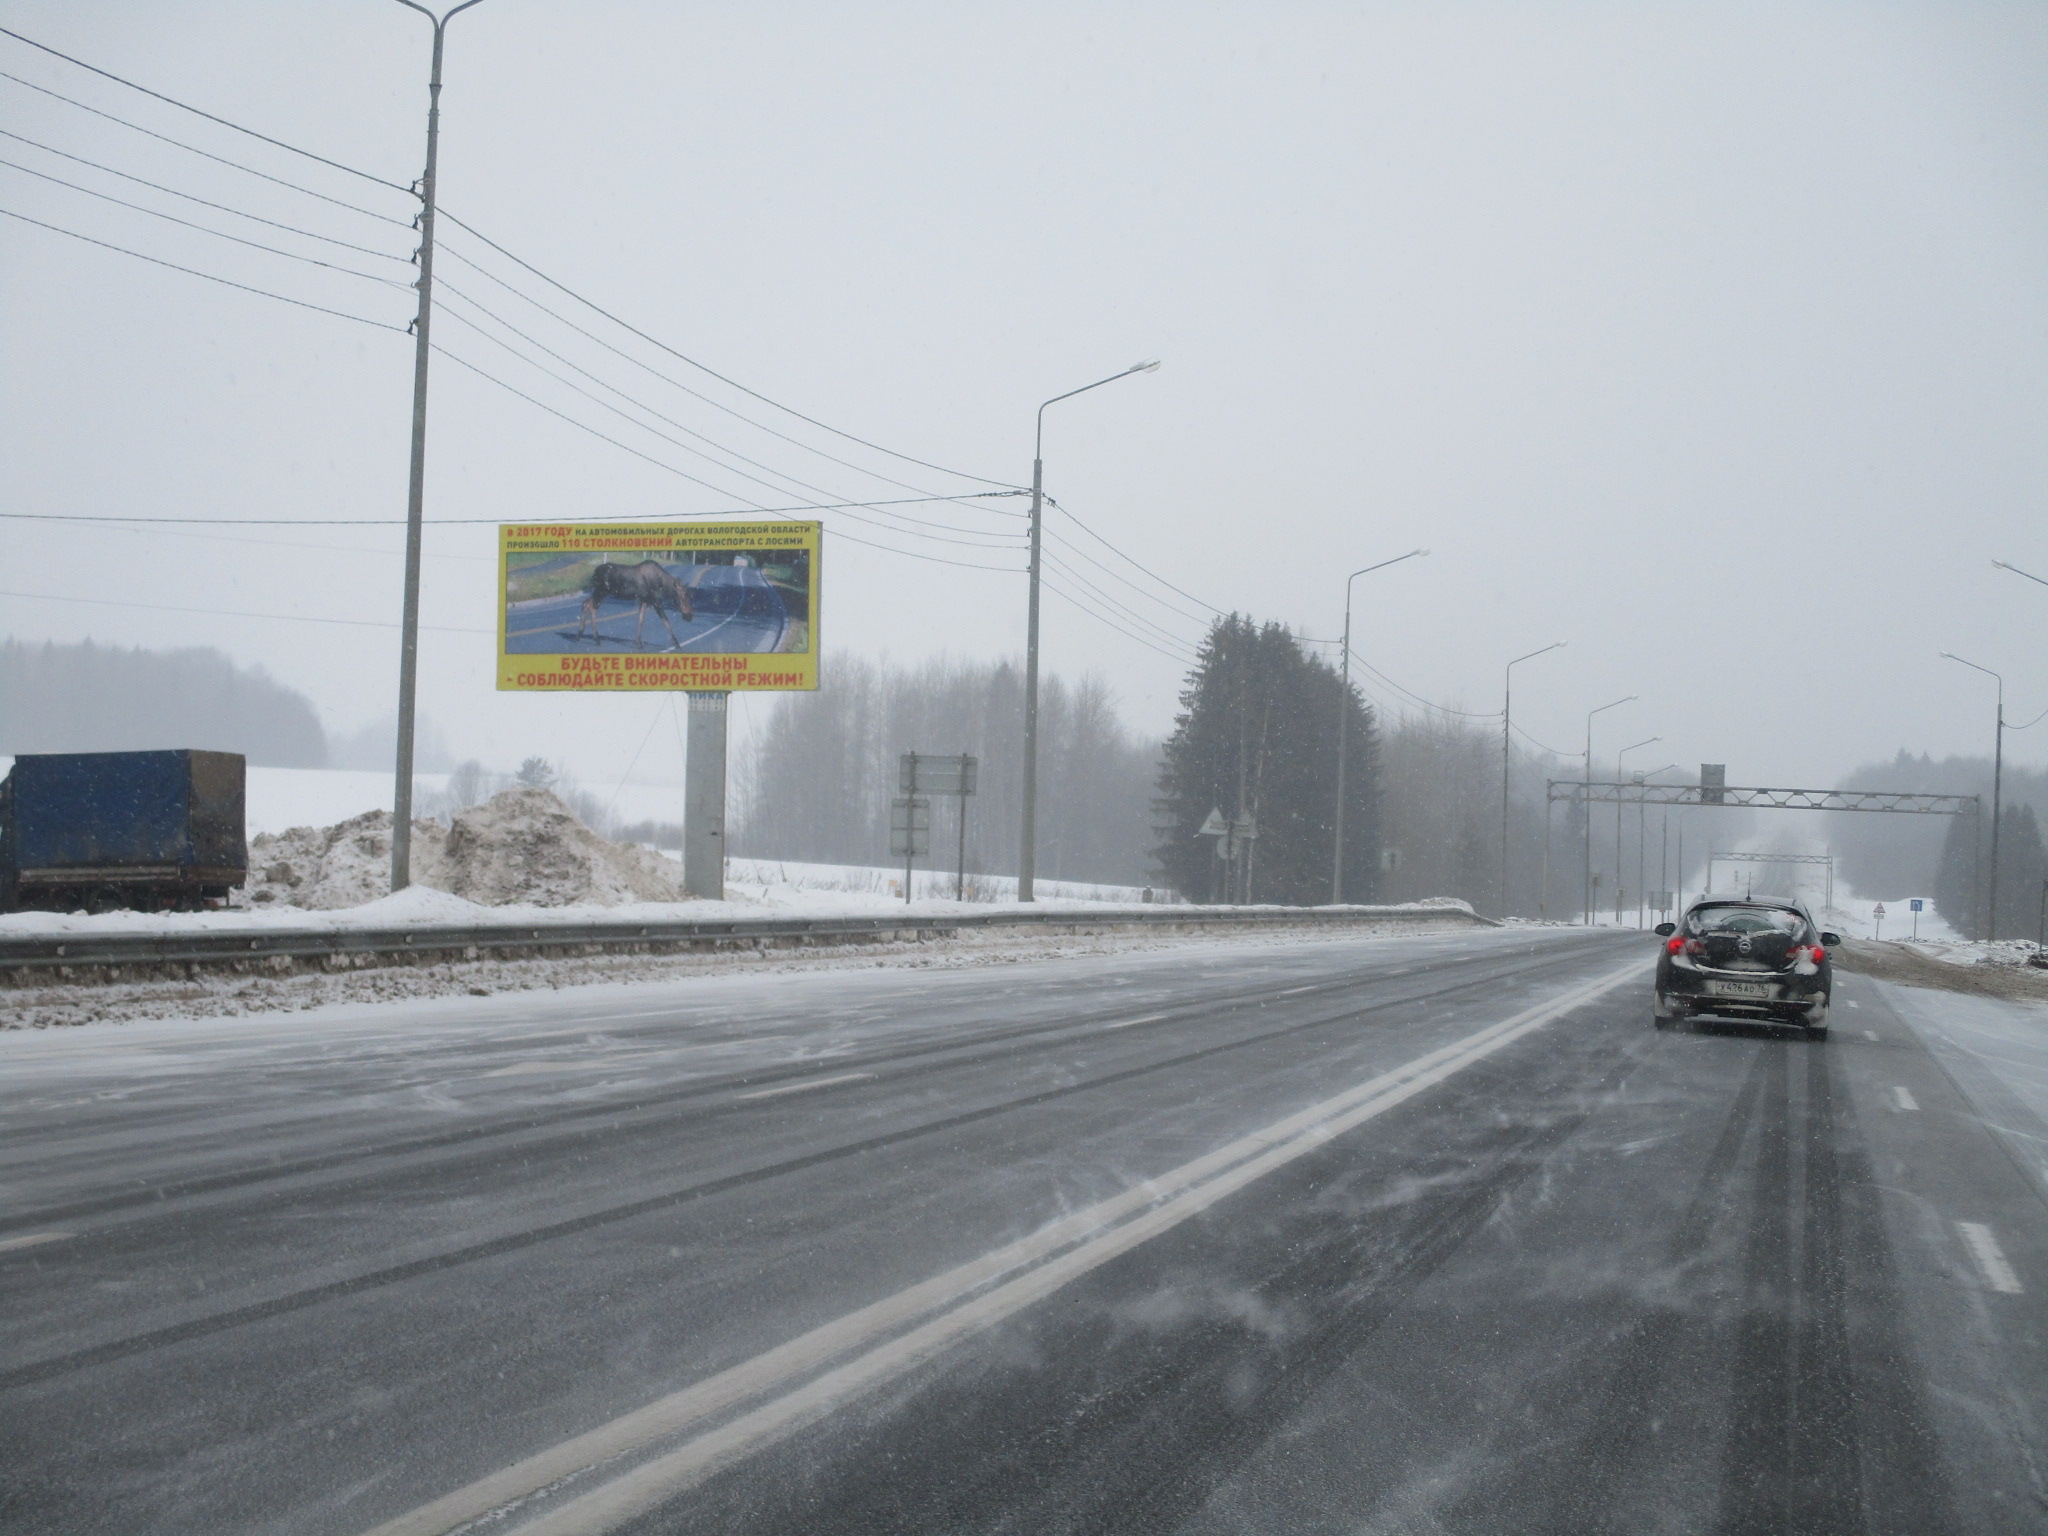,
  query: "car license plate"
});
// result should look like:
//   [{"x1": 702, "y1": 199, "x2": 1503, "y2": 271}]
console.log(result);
[{"x1": 1706, "y1": 979, "x2": 1771, "y2": 999}]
